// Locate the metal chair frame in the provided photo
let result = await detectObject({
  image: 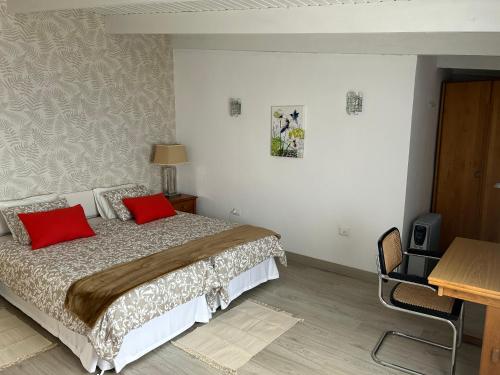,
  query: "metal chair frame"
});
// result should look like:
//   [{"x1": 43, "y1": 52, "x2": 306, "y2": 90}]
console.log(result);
[{"x1": 372, "y1": 251, "x2": 464, "y2": 375}]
